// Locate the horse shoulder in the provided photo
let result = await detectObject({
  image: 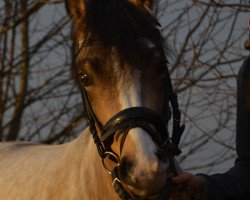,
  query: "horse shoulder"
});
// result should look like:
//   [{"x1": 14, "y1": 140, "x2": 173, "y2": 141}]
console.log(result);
[{"x1": 0, "y1": 129, "x2": 94, "y2": 200}]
